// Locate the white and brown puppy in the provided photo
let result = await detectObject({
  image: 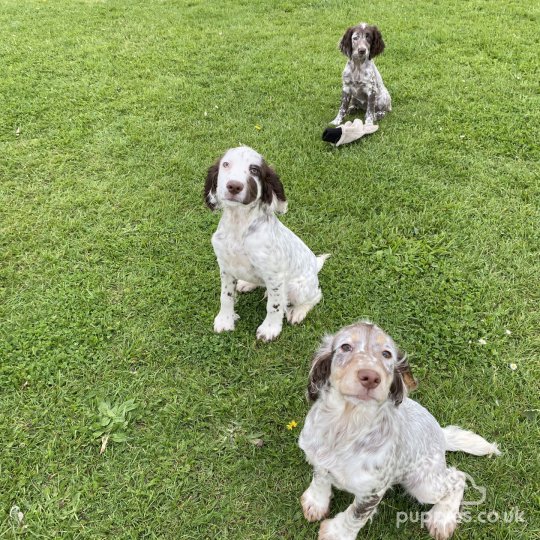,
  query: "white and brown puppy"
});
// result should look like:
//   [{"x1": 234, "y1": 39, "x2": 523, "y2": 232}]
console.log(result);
[
  {"x1": 299, "y1": 321, "x2": 500, "y2": 540},
  {"x1": 331, "y1": 23, "x2": 391, "y2": 126},
  {"x1": 204, "y1": 146, "x2": 328, "y2": 342}
]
